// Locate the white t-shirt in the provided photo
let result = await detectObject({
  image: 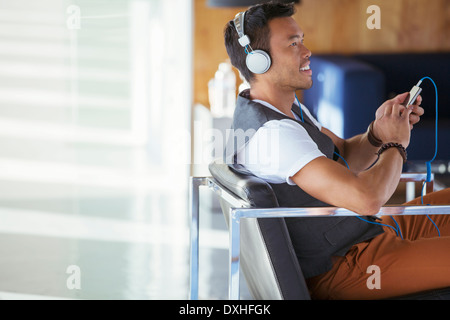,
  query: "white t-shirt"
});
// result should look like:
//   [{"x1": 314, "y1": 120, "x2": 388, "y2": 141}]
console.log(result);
[{"x1": 236, "y1": 99, "x2": 325, "y2": 185}]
